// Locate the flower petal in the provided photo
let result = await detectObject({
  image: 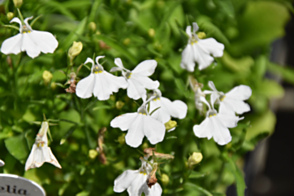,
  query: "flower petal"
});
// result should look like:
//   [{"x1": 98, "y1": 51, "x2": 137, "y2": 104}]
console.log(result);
[
  {"x1": 150, "y1": 99, "x2": 170, "y2": 123},
  {"x1": 0, "y1": 159, "x2": 4, "y2": 167},
  {"x1": 21, "y1": 33, "x2": 41, "y2": 58},
  {"x1": 193, "y1": 118, "x2": 213, "y2": 139},
  {"x1": 132, "y1": 60, "x2": 157, "y2": 76},
  {"x1": 47, "y1": 147, "x2": 62, "y2": 168},
  {"x1": 198, "y1": 38, "x2": 224, "y2": 57},
  {"x1": 127, "y1": 78, "x2": 147, "y2": 100},
  {"x1": 180, "y1": 44, "x2": 195, "y2": 72},
  {"x1": 76, "y1": 73, "x2": 95, "y2": 99},
  {"x1": 114, "y1": 169, "x2": 139, "y2": 193},
  {"x1": 0, "y1": 34, "x2": 22, "y2": 55},
  {"x1": 192, "y1": 43, "x2": 214, "y2": 70},
  {"x1": 143, "y1": 116, "x2": 165, "y2": 145},
  {"x1": 217, "y1": 113, "x2": 243, "y2": 128},
  {"x1": 147, "y1": 183, "x2": 162, "y2": 196},
  {"x1": 185, "y1": 25, "x2": 192, "y2": 38},
  {"x1": 167, "y1": 99, "x2": 188, "y2": 119},
  {"x1": 220, "y1": 98, "x2": 250, "y2": 115},
  {"x1": 210, "y1": 117, "x2": 232, "y2": 145},
  {"x1": 25, "y1": 144, "x2": 37, "y2": 171},
  {"x1": 114, "y1": 58, "x2": 125, "y2": 69},
  {"x1": 110, "y1": 113, "x2": 138, "y2": 131},
  {"x1": 127, "y1": 172, "x2": 148, "y2": 196},
  {"x1": 125, "y1": 114, "x2": 145, "y2": 147},
  {"x1": 226, "y1": 85, "x2": 252, "y2": 100},
  {"x1": 30, "y1": 30, "x2": 58, "y2": 53}
]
